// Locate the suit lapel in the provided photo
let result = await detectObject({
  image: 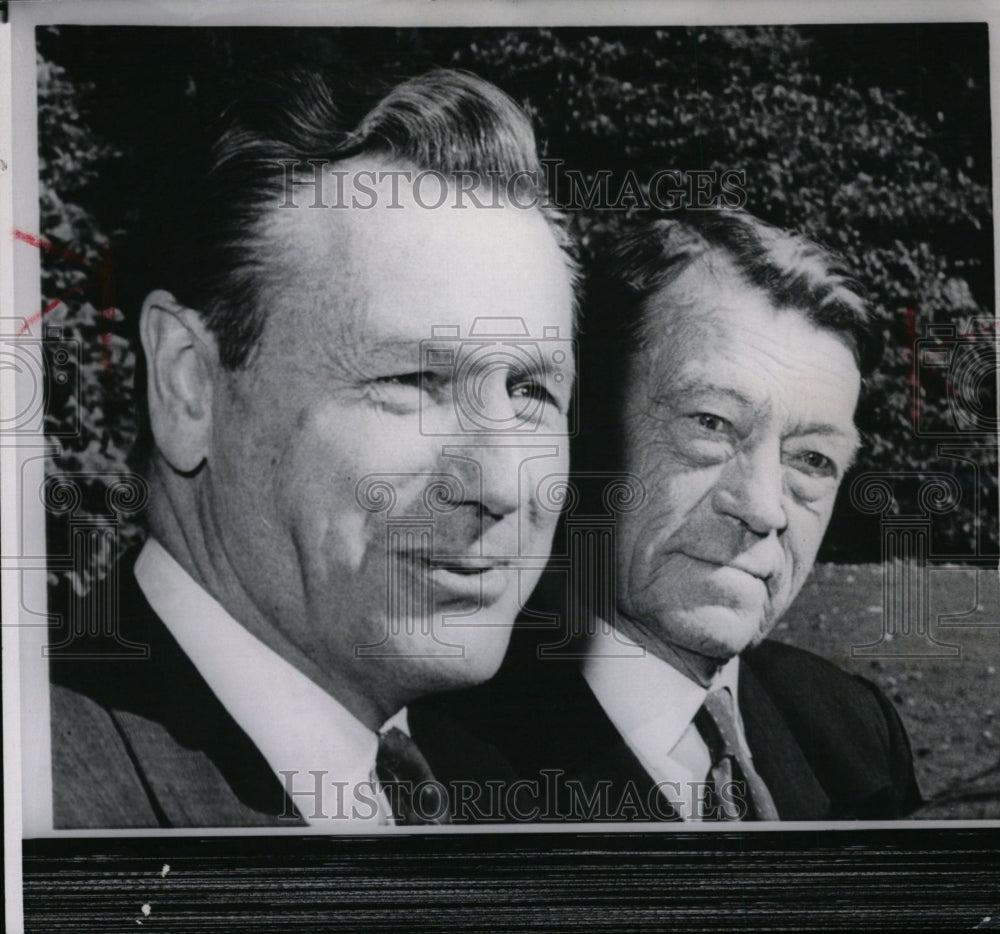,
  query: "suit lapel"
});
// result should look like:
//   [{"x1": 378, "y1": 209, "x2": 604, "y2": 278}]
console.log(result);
[
  {"x1": 112, "y1": 707, "x2": 300, "y2": 827},
  {"x1": 739, "y1": 658, "x2": 831, "y2": 820},
  {"x1": 125, "y1": 578, "x2": 305, "y2": 827},
  {"x1": 55, "y1": 559, "x2": 304, "y2": 827},
  {"x1": 560, "y1": 659, "x2": 832, "y2": 822},
  {"x1": 529, "y1": 662, "x2": 679, "y2": 821}
]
